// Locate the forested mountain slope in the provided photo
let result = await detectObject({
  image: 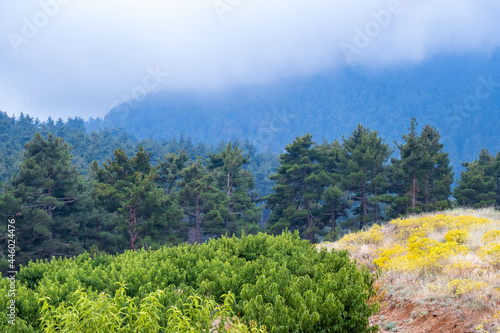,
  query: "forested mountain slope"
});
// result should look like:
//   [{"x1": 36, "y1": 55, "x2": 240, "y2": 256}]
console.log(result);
[{"x1": 89, "y1": 52, "x2": 500, "y2": 174}]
